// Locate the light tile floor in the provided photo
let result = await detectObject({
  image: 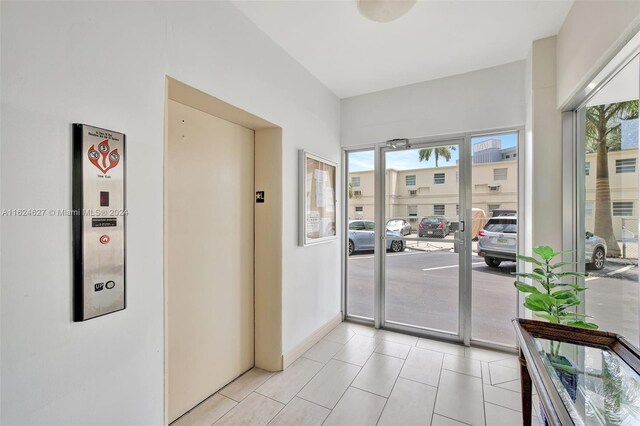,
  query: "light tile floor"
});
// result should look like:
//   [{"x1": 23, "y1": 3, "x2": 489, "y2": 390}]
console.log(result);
[{"x1": 172, "y1": 322, "x2": 542, "y2": 426}]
